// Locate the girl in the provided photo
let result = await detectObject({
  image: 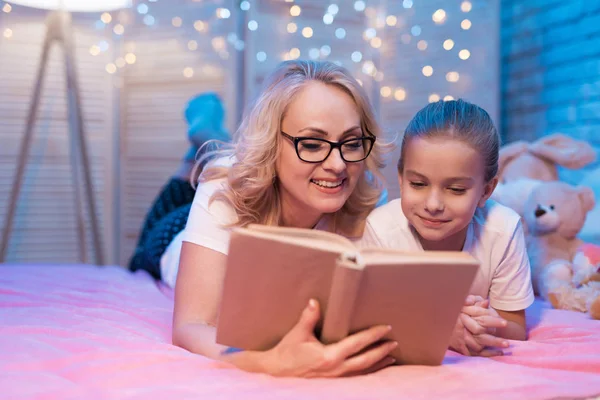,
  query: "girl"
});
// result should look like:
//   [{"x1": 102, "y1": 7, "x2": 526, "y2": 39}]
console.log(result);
[
  {"x1": 169, "y1": 60, "x2": 396, "y2": 377},
  {"x1": 361, "y1": 99, "x2": 534, "y2": 356}
]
